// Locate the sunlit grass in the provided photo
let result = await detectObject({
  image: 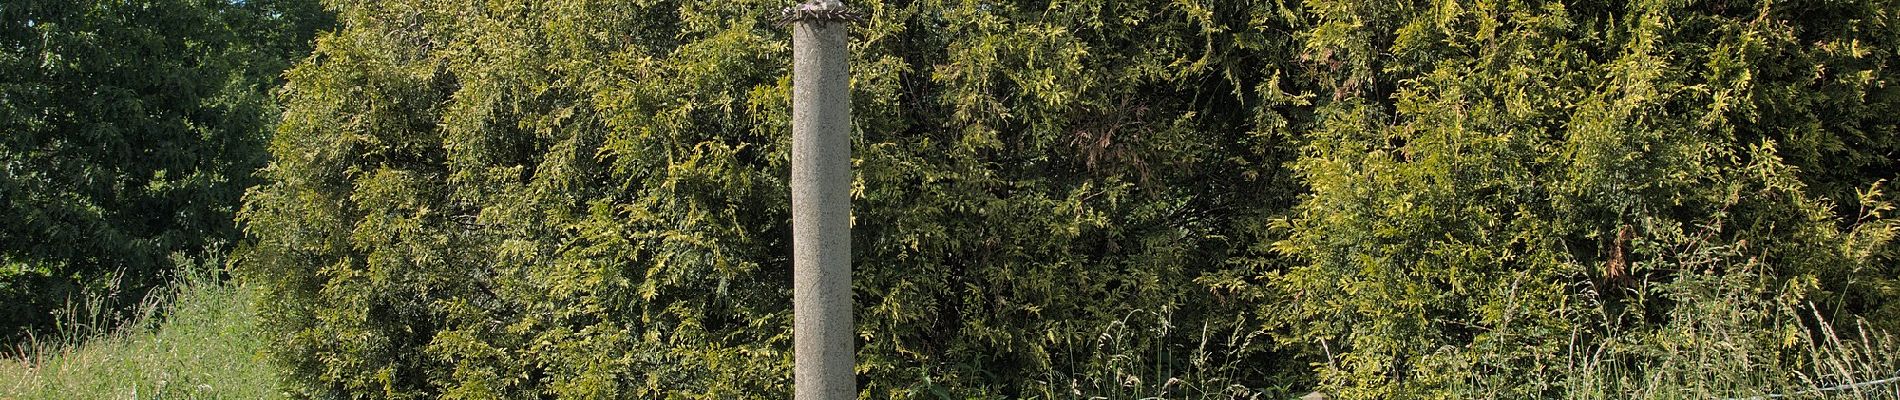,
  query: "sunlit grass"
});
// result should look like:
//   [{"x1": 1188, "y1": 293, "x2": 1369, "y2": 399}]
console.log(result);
[
  {"x1": 3, "y1": 254, "x2": 1894, "y2": 400},
  {"x1": 0, "y1": 254, "x2": 280, "y2": 400}
]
